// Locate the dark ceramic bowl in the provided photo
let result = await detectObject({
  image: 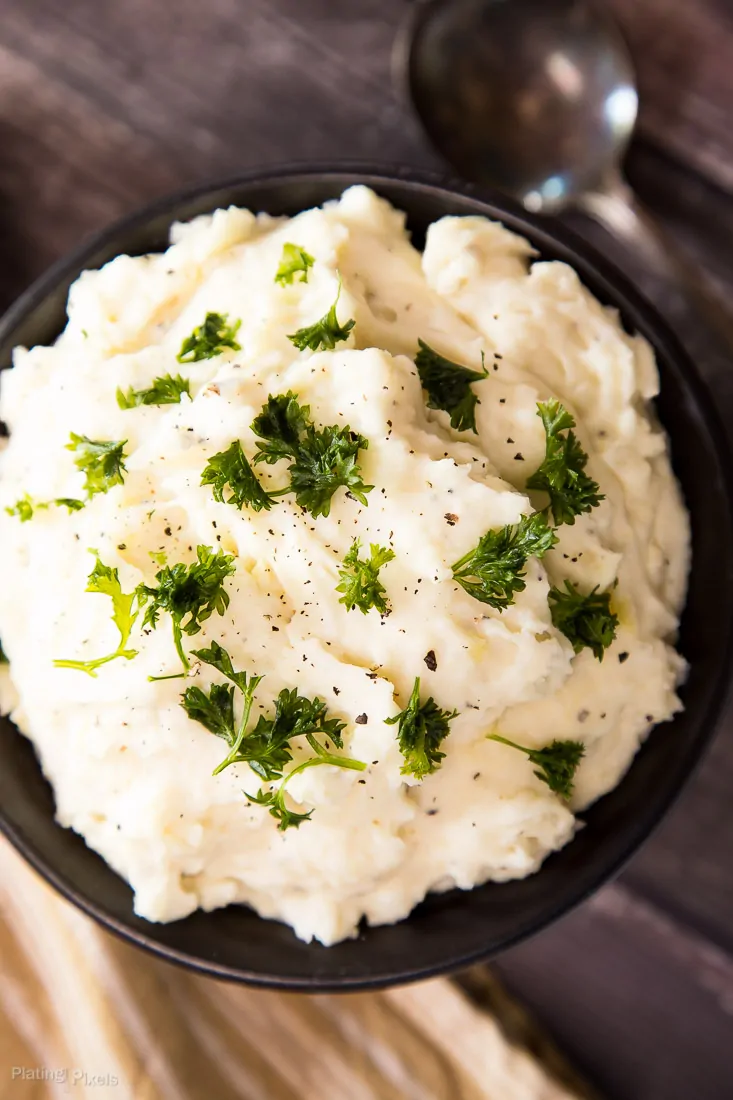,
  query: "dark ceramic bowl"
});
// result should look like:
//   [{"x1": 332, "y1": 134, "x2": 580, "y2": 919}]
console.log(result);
[{"x1": 1, "y1": 167, "x2": 731, "y2": 990}]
